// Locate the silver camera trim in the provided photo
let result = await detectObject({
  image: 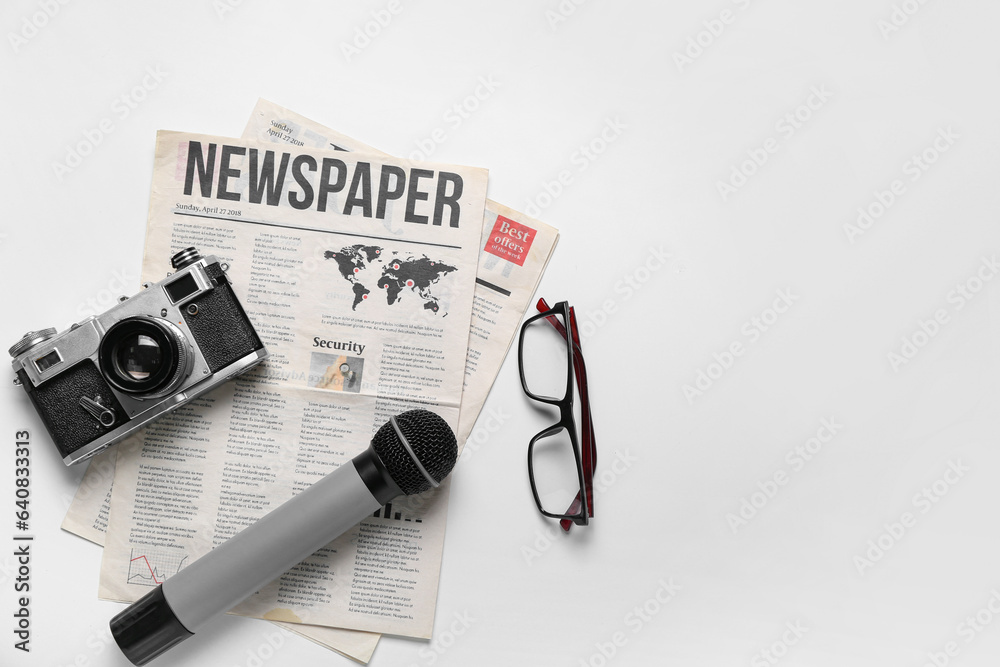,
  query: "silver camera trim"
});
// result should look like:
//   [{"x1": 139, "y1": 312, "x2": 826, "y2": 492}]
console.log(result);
[{"x1": 10, "y1": 255, "x2": 269, "y2": 465}]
